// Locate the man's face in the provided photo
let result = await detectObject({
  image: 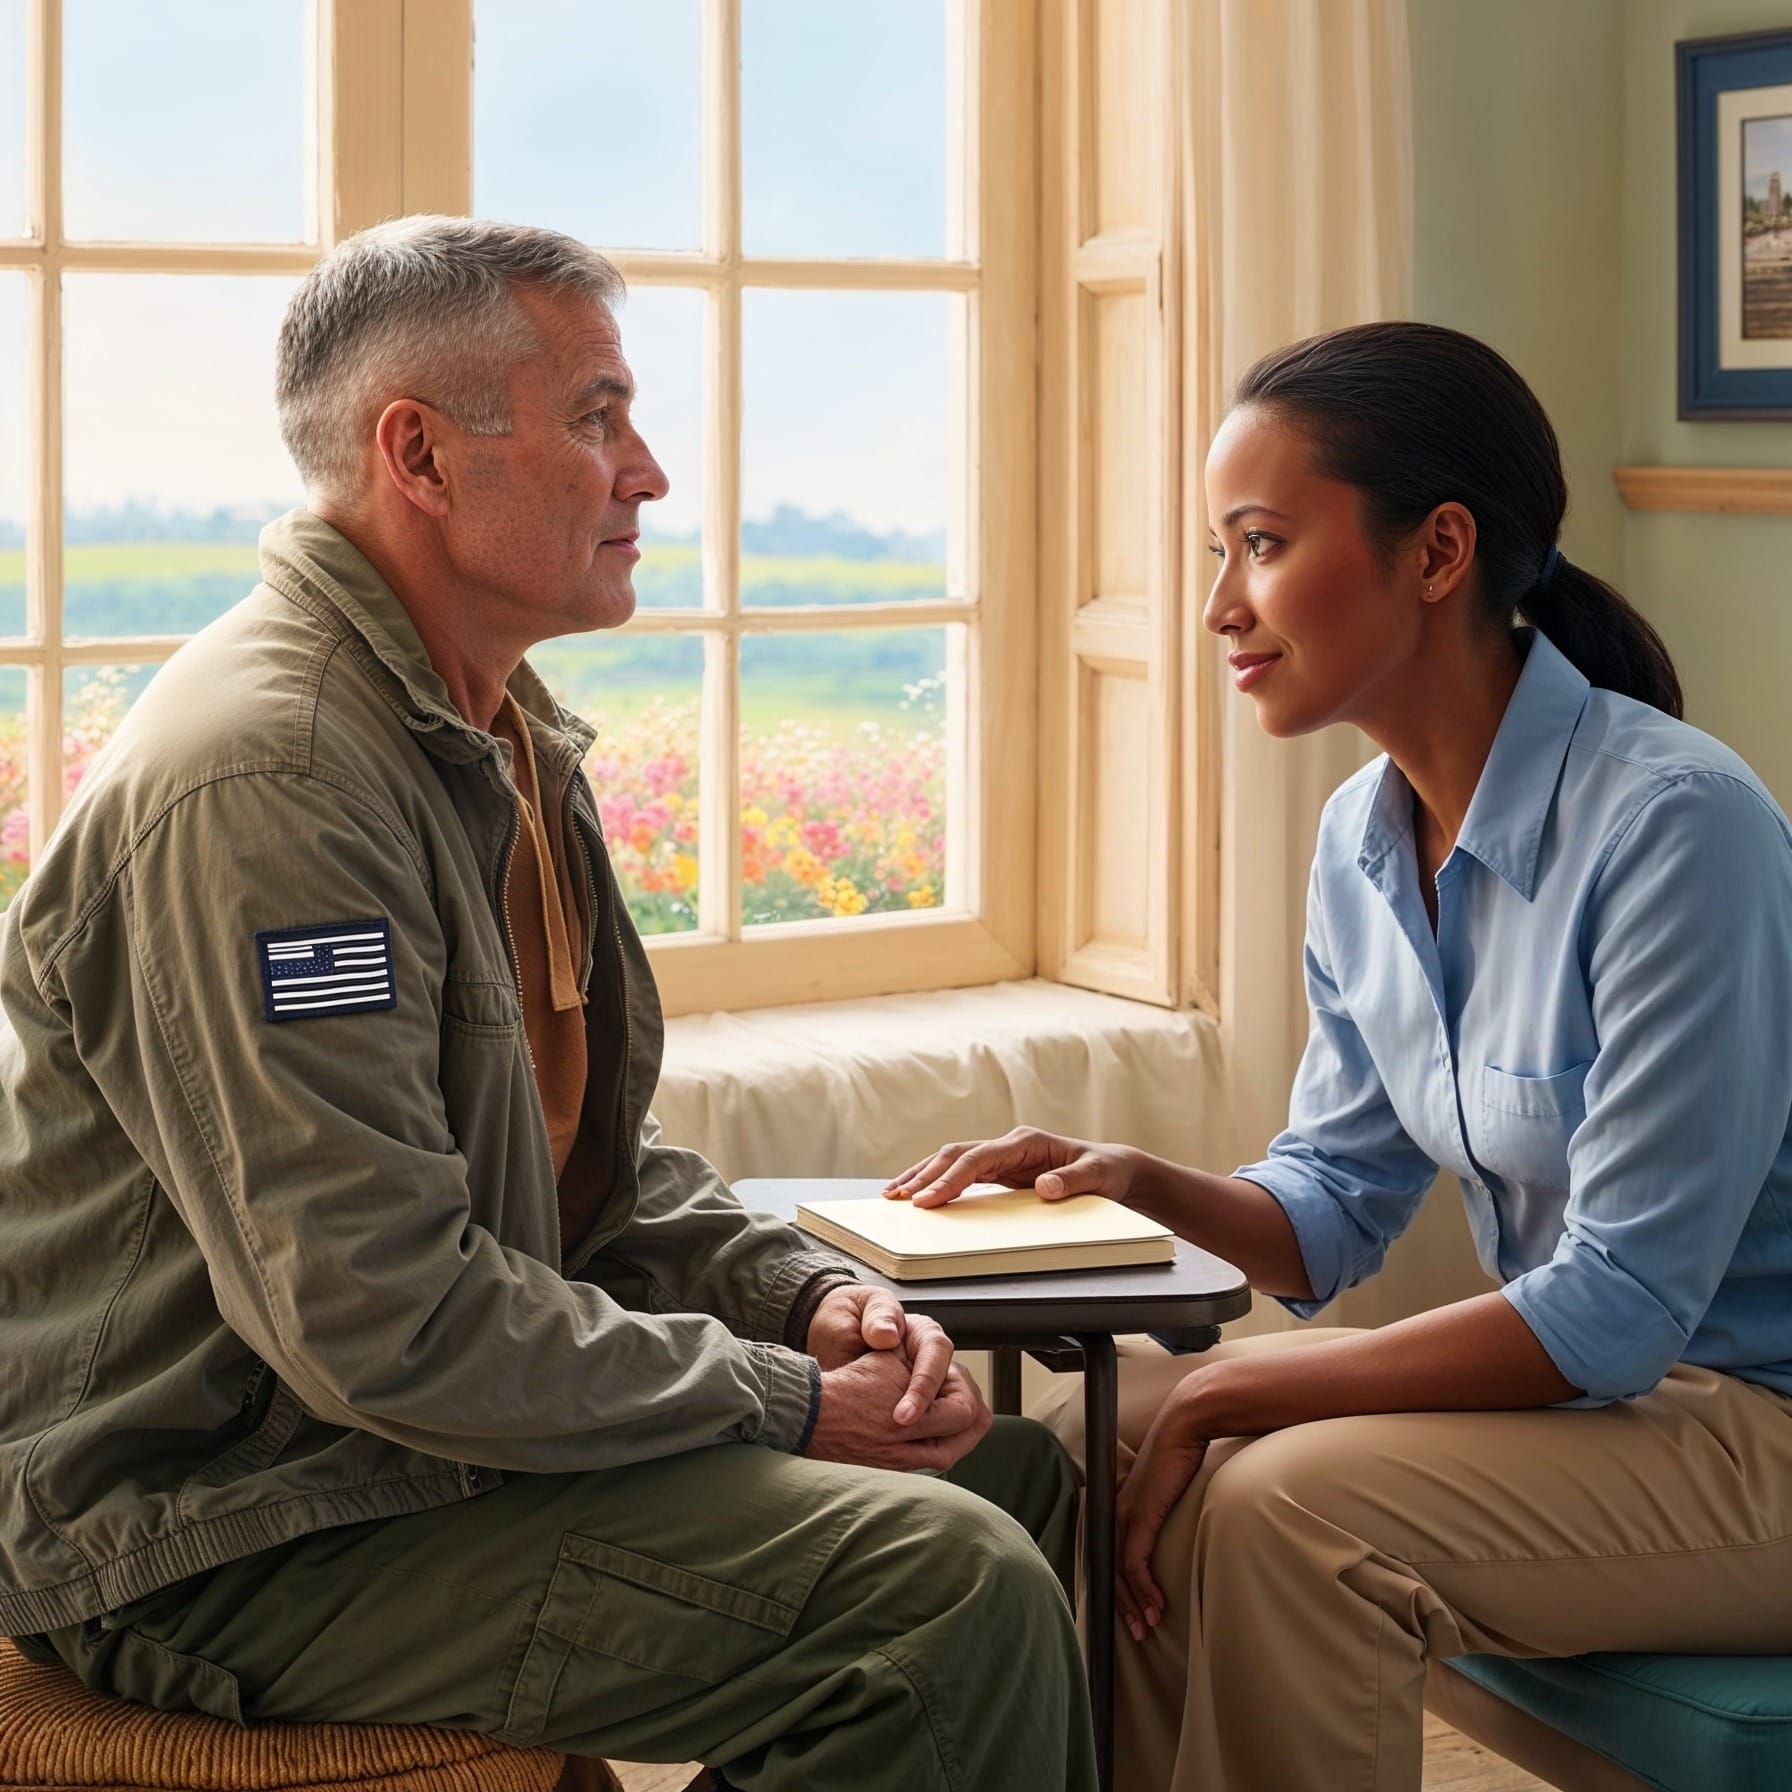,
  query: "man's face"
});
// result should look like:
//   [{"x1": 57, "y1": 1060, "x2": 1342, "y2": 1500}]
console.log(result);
[{"x1": 443, "y1": 283, "x2": 668, "y2": 640}]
